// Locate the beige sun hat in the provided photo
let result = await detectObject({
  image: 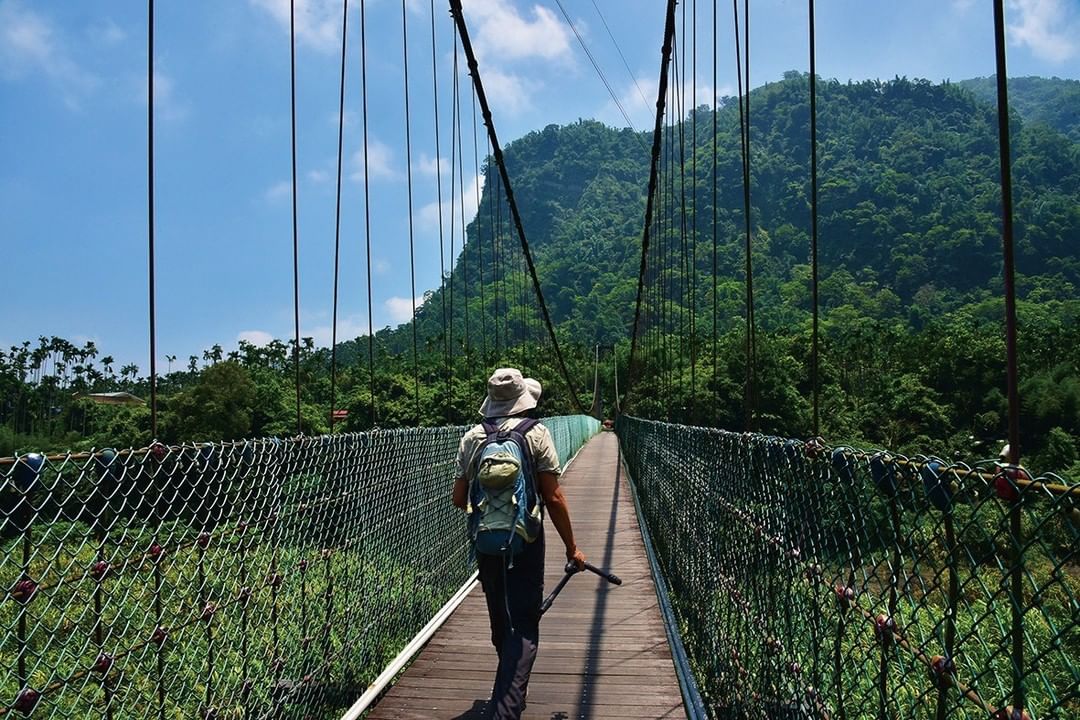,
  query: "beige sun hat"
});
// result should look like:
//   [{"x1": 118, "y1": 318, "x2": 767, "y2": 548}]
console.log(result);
[
  {"x1": 478, "y1": 368, "x2": 539, "y2": 418},
  {"x1": 524, "y1": 377, "x2": 542, "y2": 403}
]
